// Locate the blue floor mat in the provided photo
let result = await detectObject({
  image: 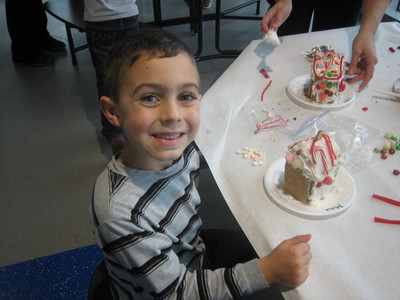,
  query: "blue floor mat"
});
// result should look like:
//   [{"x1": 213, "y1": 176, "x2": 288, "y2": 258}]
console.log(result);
[{"x1": 0, "y1": 244, "x2": 103, "y2": 300}]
